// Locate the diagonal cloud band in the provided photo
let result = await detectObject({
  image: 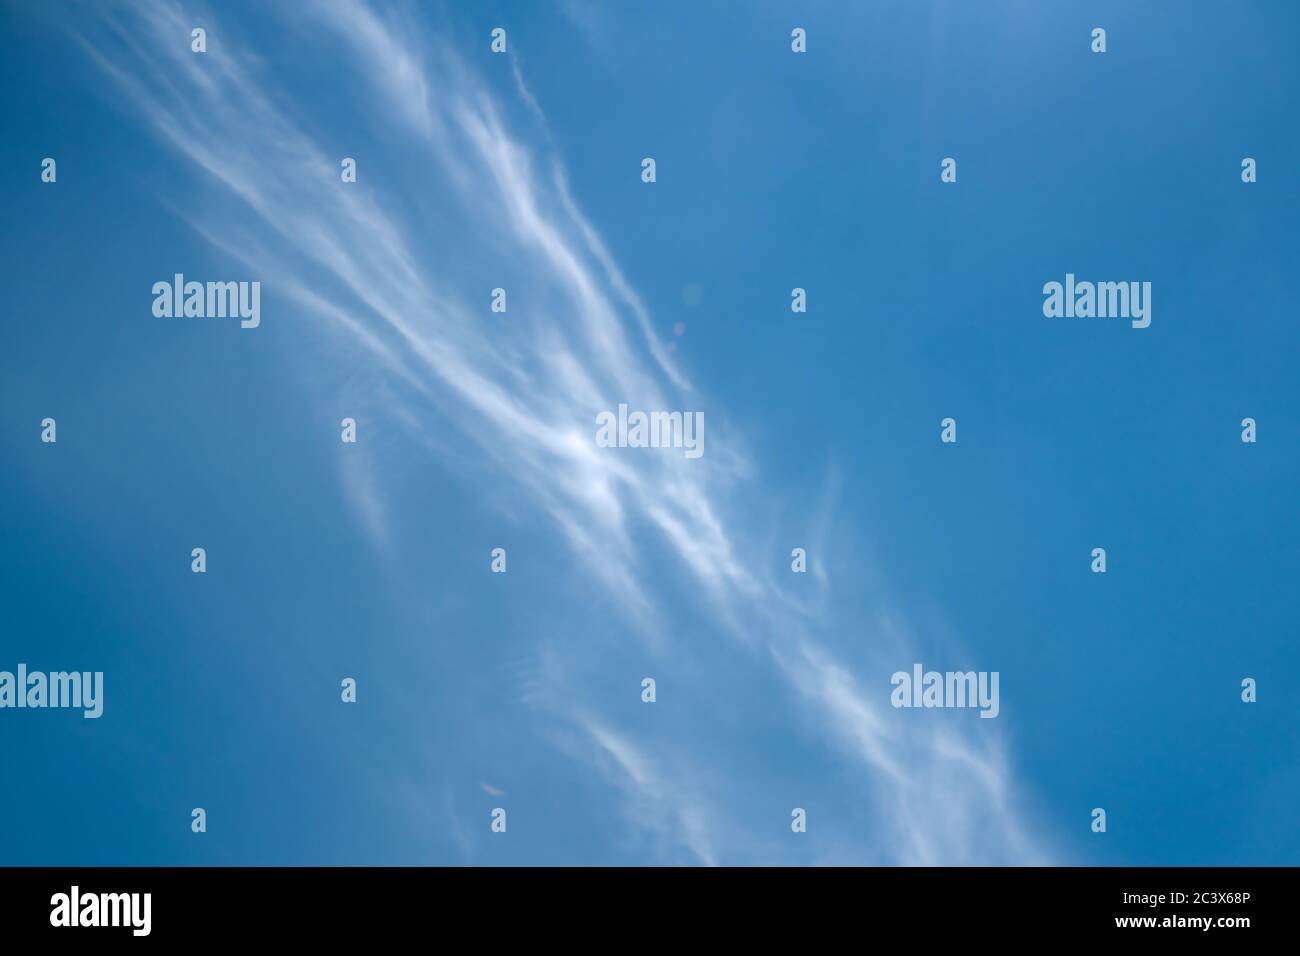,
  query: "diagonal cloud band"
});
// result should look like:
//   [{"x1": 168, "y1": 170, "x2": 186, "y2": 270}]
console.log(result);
[{"x1": 72, "y1": 0, "x2": 1049, "y2": 865}]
